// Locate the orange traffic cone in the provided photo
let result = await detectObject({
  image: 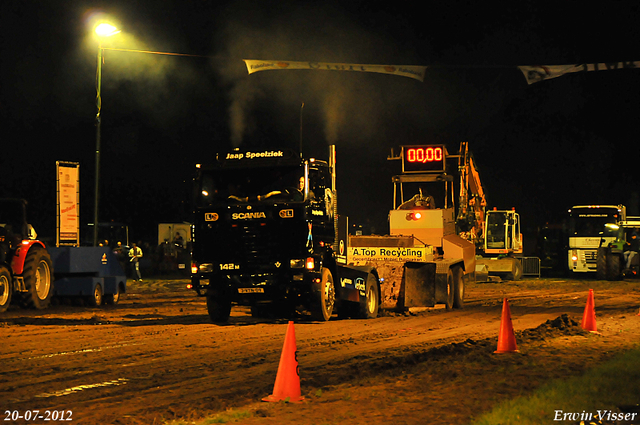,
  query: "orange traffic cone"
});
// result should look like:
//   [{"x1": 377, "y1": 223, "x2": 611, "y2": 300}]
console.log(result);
[
  {"x1": 262, "y1": 321, "x2": 305, "y2": 403},
  {"x1": 494, "y1": 298, "x2": 519, "y2": 353},
  {"x1": 581, "y1": 289, "x2": 598, "y2": 333}
]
